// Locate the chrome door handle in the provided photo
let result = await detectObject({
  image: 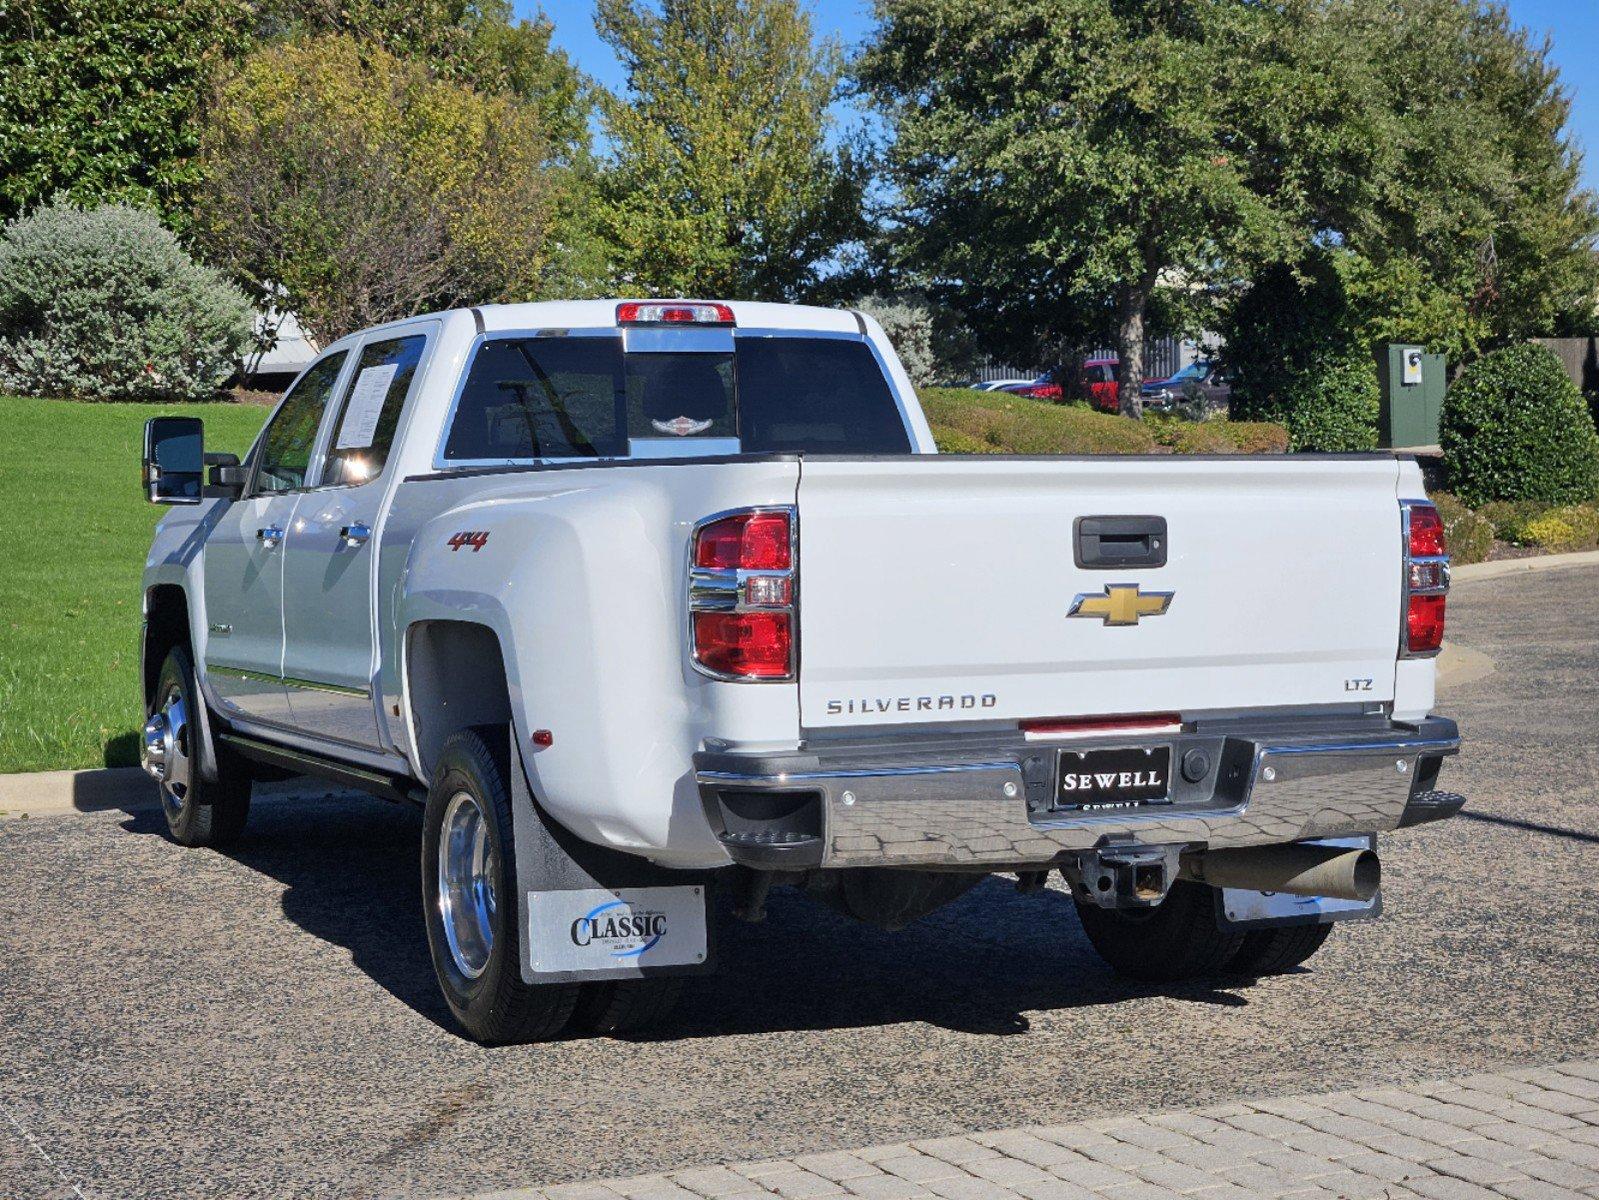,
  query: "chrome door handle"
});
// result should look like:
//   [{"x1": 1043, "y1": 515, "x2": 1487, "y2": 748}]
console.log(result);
[
  {"x1": 256, "y1": 526, "x2": 285, "y2": 549},
  {"x1": 339, "y1": 523, "x2": 372, "y2": 547}
]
